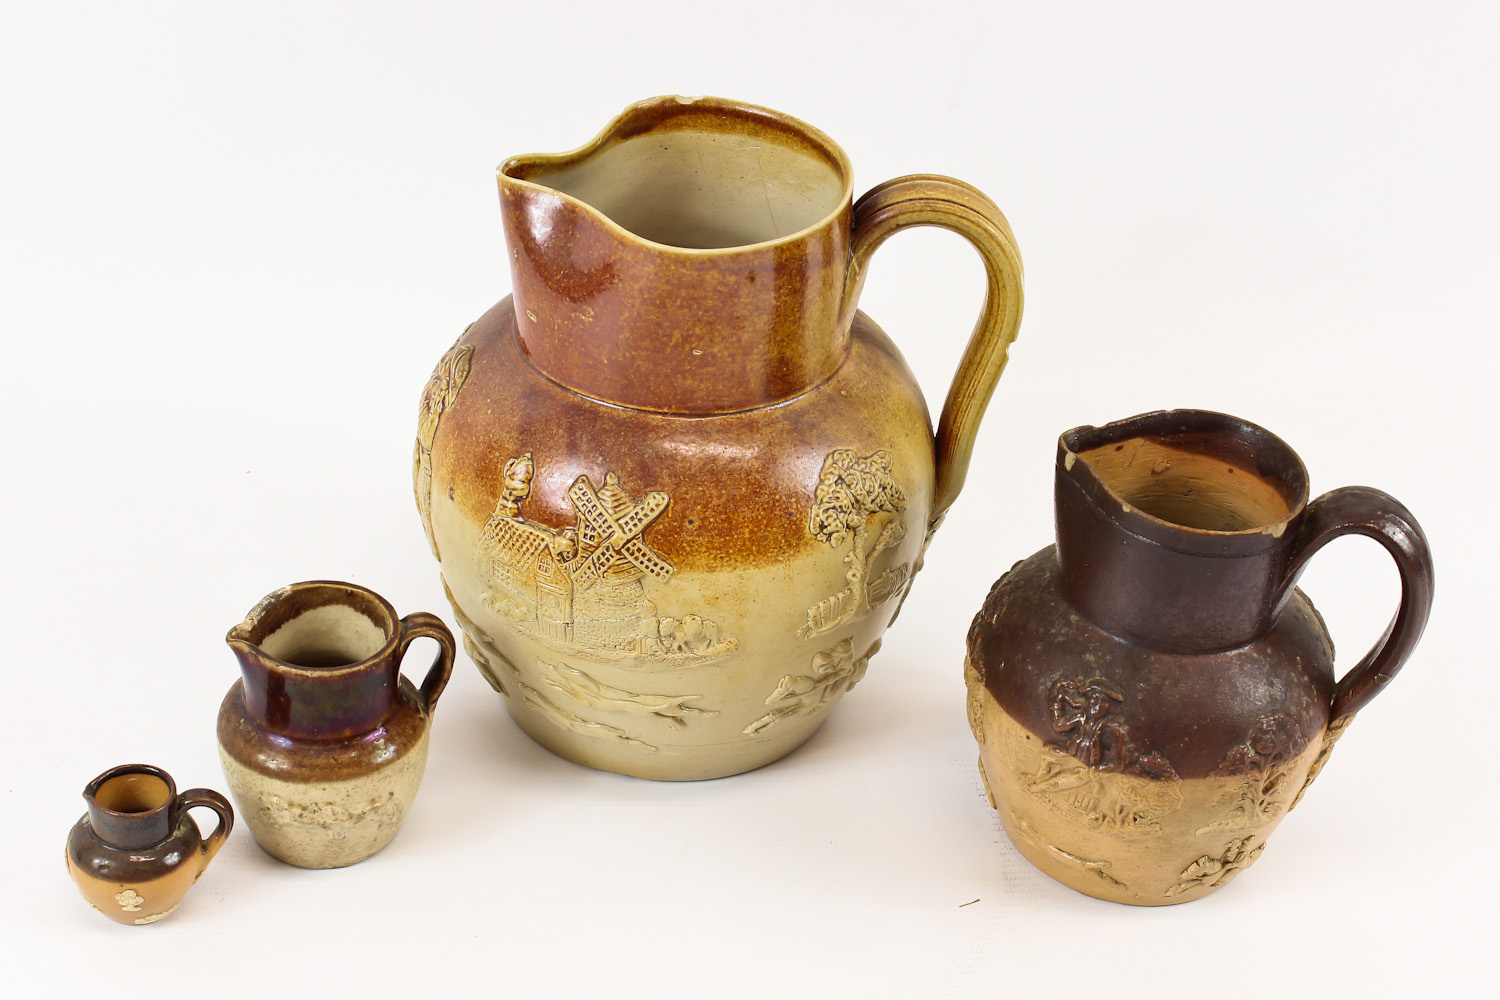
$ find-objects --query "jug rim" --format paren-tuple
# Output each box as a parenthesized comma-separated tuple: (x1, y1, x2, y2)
(497, 94, 855, 256)
(1058, 409, 1311, 551)
(225, 579, 400, 680)
(84, 763, 176, 817)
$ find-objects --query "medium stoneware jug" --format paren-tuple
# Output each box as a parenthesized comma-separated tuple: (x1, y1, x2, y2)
(416, 95, 1025, 780)
(219, 581, 455, 868)
(66, 764, 233, 925)
(965, 410, 1434, 904)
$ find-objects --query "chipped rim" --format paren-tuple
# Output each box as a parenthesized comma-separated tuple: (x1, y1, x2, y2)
(1057, 409, 1311, 554)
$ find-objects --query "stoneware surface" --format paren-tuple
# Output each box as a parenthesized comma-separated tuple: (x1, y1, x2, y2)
(966, 411, 1434, 903)
(6, 5, 1492, 997)
(218, 581, 455, 868)
(65, 765, 232, 925)
(418, 96, 1024, 780)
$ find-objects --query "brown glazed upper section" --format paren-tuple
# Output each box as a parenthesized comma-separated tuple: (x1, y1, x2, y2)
(498, 96, 855, 414)
(226, 582, 402, 740)
(1057, 410, 1311, 654)
(84, 764, 178, 851)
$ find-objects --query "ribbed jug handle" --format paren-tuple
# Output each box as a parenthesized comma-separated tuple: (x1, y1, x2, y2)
(844, 175, 1025, 525)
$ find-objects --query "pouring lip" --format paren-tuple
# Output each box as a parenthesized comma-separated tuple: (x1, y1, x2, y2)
(497, 94, 856, 256)
(1057, 409, 1311, 548)
(83, 763, 176, 817)
(224, 579, 401, 679)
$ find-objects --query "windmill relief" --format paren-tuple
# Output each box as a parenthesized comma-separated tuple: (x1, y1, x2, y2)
(800, 448, 911, 638)
(475, 453, 738, 665)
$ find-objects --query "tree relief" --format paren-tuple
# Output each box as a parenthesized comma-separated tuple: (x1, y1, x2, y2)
(800, 449, 911, 638)
(1197, 713, 1304, 835)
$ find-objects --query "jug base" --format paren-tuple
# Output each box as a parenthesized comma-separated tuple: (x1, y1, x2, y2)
(506, 697, 831, 781)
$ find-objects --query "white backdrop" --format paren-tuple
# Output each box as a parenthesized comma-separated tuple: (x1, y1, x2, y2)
(2, 2, 1493, 996)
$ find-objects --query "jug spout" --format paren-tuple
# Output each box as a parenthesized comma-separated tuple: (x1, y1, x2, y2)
(1055, 410, 1312, 654)
(223, 581, 402, 739)
(497, 96, 857, 414)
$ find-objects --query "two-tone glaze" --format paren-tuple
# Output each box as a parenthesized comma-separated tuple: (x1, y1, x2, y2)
(966, 410, 1434, 904)
(218, 581, 455, 868)
(417, 96, 1026, 780)
(65, 764, 232, 925)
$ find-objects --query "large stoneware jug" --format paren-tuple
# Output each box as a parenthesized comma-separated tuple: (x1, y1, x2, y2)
(416, 96, 1024, 780)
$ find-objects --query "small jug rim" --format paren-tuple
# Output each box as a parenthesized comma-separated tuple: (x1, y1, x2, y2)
(497, 94, 856, 257)
(1058, 409, 1312, 551)
(225, 579, 401, 680)
(84, 763, 176, 819)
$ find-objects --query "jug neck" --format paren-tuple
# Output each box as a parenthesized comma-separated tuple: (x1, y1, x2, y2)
(1054, 411, 1311, 654)
(84, 764, 177, 850)
(227, 582, 402, 740)
(497, 96, 856, 414)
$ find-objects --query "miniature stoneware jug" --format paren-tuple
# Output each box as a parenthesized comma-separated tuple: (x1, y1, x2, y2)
(965, 410, 1434, 904)
(415, 95, 1025, 780)
(66, 764, 233, 924)
(219, 581, 455, 868)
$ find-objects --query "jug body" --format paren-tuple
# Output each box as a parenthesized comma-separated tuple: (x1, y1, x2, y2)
(217, 581, 454, 869)
(65, 764, 232, 925)
(416, 96, 1025, 780)
(966, 411, 1433, 904)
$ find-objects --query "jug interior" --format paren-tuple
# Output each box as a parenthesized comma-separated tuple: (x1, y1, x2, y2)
(260, 605, 388, 668)
(510, 115, 847, 249)
(1076, 436, 1296, 532)
(241, 585, 395, 669)
(95, 772, 171, 813)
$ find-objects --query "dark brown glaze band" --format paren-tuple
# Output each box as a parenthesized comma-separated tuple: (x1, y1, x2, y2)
(216, 679, 430, 783)
(227, 582, 405, 739)
(68, 811, 208, 884)
(1057, 411, 1310, 653)
(971, 554, 1332, 779)
(82, 764, 177, 850)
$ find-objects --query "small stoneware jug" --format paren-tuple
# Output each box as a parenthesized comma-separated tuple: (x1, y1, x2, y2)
(66, 764, 233, 924)
(219, 581, 455, 869)
(965, 410, 1434, 905)
(416, 95, 1025, 780)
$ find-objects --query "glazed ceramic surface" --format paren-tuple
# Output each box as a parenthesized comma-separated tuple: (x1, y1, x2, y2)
(417, 95, 1025, 780)
(966, 410, 1434, 904)
(218, 581, 454, 869)
(66, 764, 232, 925)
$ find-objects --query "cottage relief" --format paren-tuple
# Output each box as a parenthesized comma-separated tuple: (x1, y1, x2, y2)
(474, 453, 737, 667)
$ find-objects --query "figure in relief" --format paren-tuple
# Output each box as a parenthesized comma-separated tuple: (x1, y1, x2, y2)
(743, 638, 881, 735)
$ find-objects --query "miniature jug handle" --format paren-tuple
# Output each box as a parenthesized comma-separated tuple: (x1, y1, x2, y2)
(397, 612, 456, 716)
(174, 788, 234, 869)
(1281, 486, 1435, 724)
(845, 175, 1025, 525)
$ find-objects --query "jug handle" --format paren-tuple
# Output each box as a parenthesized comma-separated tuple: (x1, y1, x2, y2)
(398, 611, 457, 716)
(173, 788, 234, 870)
(1280, 486, 1435, 724)
(844, 175, 1025, 525)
